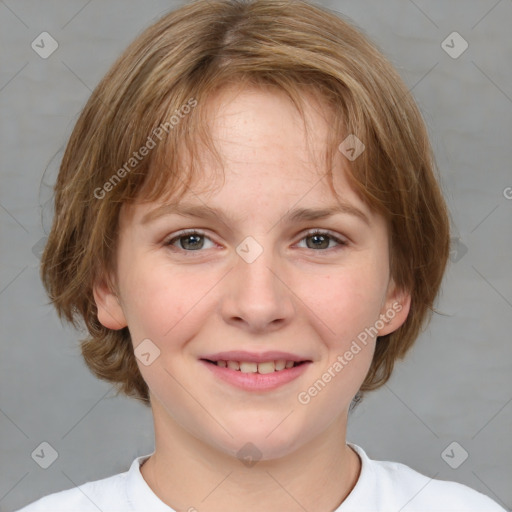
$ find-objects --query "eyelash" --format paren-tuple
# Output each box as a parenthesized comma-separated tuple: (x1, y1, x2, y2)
(163, 228, 348, 256)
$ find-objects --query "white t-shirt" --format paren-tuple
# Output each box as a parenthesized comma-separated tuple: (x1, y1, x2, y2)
(16, 443, 506, 512)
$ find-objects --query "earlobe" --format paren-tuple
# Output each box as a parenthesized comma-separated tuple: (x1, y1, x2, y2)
(92, 277, 128, 330)
(377, 280, 411, 337)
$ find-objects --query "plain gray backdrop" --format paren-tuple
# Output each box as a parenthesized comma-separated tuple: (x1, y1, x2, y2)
(1, 0, 511, 511)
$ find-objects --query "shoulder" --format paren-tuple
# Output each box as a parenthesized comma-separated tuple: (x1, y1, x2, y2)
(15, 467, 130, 512)
(376, 459, 504, 511)
(345, 444, 506, 512)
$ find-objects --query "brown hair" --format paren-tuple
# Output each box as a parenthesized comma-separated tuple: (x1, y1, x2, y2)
(41, 0, 450, 406)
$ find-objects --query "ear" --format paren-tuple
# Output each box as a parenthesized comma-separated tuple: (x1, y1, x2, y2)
(376, 278, 411, 337)
(92, 276, 127, 330)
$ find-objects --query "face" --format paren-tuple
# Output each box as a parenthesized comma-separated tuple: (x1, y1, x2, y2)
(94, 86, 410, 461)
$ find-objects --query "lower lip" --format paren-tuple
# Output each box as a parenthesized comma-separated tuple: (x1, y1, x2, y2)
(200, 360, 311, 391)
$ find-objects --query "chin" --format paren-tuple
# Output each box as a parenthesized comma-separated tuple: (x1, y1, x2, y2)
(211, 419, 310, 462)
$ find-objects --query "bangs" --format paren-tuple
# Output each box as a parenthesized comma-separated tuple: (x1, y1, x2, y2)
(114, 71, 388, 224)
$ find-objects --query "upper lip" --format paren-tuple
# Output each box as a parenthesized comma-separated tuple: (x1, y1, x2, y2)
(200, 351, 312, 363)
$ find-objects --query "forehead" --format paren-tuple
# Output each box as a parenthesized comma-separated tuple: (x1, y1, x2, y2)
(205, 84, 332, 171)
(123, 85, 376, 226)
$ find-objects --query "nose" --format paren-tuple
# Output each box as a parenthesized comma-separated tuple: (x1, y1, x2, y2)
(220, 243, 295, 334)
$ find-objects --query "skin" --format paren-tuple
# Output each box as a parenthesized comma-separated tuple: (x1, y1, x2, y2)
(94, 85, 411, 512)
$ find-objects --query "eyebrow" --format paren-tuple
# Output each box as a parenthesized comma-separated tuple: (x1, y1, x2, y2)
(141, 202, 370, 226)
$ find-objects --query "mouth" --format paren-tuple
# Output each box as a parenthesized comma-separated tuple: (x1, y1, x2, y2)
(199, 351, 313, 391)
(201, 359, 308, 374)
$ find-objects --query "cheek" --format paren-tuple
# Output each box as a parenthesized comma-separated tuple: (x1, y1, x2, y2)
(116, 257, 179, 341)
(308, 262, 388, 345)
(299, 269, 384, 406)
(118, 258, 216, 344)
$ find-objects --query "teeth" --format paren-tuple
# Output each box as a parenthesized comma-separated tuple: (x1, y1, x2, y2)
(215, 359, 301, 373)
(275, 359, 286, 371)
(257, 361, 276, 374)
(227, 360, 240, 371)
(239, 362, 258, 373)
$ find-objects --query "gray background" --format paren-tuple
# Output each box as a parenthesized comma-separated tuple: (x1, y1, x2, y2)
(1, 0, 511, 510)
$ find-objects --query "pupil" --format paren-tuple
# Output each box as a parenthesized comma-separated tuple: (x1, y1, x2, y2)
(183, 234, 203, 250)
(309, 234, 328, 250)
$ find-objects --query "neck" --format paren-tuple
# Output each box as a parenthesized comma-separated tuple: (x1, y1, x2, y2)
(140, 399, 361, 512)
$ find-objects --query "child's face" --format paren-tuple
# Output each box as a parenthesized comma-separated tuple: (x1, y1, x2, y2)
(95, 85, 410, 460)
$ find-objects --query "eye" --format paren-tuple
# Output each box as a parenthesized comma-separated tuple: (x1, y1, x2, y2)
(164, 228, 348, 256)
(296, 229, 348, 252)
(164, 230, 215, 253)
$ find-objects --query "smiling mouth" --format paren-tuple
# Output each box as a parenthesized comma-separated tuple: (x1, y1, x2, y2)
(201, 359, 309, 374)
